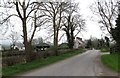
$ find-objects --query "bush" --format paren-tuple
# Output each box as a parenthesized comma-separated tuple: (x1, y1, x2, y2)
(25, 52, 38, 62)
(110, 46, 119, 54)
(2, 51, 25, 57)
(3, 56, 26, 67)
(43, 52, 50, 58)
(58, 43, 69, 49)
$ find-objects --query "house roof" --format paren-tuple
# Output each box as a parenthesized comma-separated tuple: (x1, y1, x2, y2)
(76, 37, 84, 43)
(15, 42, 24, 48)
(36, 43, 50, 48)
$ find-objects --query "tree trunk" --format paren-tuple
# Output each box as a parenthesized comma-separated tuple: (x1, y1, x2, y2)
(22, 18, 33, 62)
(25, 42, 34, 62)
(54, 32, 58, 56)
(70, 25, 74, 49)
(67, 32, 71, 49)
(53, 17, 58, 56)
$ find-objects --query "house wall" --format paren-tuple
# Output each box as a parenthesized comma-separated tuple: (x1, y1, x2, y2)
(73, 38, 84, 49)
(13, 46, 25, 51)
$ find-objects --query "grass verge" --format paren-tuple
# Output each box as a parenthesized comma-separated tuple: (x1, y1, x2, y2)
(100, 48, 109, 52)
(3, 49, 85, 76)
(101, 54, 120, 72)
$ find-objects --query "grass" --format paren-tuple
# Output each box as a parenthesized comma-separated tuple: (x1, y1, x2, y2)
(100, 48, 109, 52)
(3, 49, 85, 76)
(101, 54, 120, 72)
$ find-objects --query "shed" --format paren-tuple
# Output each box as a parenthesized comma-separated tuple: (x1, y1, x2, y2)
(36, 43, 50, 51)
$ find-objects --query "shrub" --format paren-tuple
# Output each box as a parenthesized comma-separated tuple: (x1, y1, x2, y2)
(2, 51, 25, 57)
(58, 43, 69, 49)
(43, 52, 50, 58)
(3, 56, 26, 67)
(110, 45, 119, 54)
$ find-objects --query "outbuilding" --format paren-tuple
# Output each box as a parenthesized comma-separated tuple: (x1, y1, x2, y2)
(36, 43, 50, 51)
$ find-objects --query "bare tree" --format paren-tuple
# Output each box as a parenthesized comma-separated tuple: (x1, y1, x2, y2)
(90, 0, 120, 53)
(32, 37, 44, 45)
(0, 0, 46, 62)
(40, 2, 70, 55)
(90, 0, 118, 34)
(8, 30, 19, 49)
(62, 3, 85, 49)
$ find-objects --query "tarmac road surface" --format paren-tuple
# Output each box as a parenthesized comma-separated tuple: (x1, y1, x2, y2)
(16, 50, 119, 76)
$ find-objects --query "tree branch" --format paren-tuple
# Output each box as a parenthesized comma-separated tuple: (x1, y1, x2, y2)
(0, 14, 19, 24)
(16, 2, 23, 20)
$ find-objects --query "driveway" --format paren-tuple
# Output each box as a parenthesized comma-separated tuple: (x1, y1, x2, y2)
(16, 50, 119, 76)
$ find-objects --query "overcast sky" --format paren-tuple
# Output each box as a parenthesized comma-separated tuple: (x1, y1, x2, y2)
(0, 0, 107, 44)
(76, 0, 104, 39)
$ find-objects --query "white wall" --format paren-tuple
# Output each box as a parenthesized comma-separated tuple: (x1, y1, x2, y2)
(73, 39, 84, 49)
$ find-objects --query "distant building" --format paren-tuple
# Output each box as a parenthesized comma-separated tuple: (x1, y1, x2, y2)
(13, 42, 25, 51)
(73, 37, 85, 49)
(35, 43, 50, 51)
(0, 40, 11, 51)
(0, 44, 3, 51)
(0, 44, 11, 51)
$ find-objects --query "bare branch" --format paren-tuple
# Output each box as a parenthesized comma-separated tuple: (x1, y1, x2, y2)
(91, 0, 118, 35)
(58, 33, 65, 42)
(0, 14, 19, 24)
(16, 1, 23, 19)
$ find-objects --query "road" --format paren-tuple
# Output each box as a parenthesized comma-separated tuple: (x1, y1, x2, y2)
(16, 50, 118, 76)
